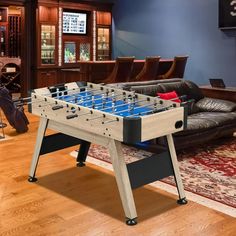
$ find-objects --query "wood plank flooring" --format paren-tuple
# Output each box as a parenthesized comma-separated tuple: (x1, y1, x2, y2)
(0, 111, 235, 235)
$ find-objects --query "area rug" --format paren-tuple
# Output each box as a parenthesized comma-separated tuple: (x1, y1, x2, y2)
(71, 137, 236, 217)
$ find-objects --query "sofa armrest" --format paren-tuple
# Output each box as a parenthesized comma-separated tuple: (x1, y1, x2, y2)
(195, 97, 236, 112)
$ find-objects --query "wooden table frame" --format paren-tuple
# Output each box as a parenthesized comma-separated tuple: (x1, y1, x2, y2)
(28, 82, 187, 225)
(28, 116, 187, 225)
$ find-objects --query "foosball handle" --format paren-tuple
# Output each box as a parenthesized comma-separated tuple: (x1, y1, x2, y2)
(52, 105, 64, 110)
(66, 114, 78, 119)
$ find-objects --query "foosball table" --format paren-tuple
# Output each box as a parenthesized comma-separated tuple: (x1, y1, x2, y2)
(28, 81, 188, 225)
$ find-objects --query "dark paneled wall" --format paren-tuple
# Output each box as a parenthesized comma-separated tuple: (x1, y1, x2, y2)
(112, 0, 236, 86)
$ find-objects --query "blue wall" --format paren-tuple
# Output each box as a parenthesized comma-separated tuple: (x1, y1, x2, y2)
(112, 0, 236, 86)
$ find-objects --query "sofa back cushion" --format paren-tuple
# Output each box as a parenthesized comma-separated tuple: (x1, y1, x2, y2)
(184, 80, 204, 101)
(113, 78, 183, 91)
(129, 84, 162, 96)
(156, 80, 204, 102)
(129, 79, 204, 102)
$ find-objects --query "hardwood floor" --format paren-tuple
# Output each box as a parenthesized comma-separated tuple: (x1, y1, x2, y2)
(0, 111, 235, 236)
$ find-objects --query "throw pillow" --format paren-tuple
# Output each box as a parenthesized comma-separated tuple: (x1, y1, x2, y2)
(157, 91, 181, 103)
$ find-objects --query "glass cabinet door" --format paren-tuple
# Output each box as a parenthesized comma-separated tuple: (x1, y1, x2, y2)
(64, 42, 76, 63)
(41, 25, 56, 64)
(80, 43, 90, 61)
(97, 27, 110, 61)
(0, 25, 7, 57)
(64, 41, 90, 63)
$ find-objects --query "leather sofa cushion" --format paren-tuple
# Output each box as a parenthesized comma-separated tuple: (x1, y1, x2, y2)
(195, 97, 236, 112)
(175, 112, 236, 136)
(191, 112, 236, 126)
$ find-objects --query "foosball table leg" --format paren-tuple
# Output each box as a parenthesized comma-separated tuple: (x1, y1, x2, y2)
(76, 140, 91, 167)
(166, 134, 188, 205)
(108, 139, 138, 225)
(28, 117, 48, 183)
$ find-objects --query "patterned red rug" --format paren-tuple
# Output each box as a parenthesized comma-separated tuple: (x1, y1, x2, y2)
(71, 137, 236, 217)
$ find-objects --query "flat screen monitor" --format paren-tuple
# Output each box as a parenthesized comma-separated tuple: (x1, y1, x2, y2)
(209, 78, 226, 88)
(219, 0, 236, 29)
(63, 11, 87, 34)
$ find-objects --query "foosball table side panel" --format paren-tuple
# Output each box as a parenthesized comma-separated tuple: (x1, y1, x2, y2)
(47, 119, 111, 148)
(140, 107, 185, 141)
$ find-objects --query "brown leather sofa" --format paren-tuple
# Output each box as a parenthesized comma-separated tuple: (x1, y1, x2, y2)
(110, 79, 236, 150)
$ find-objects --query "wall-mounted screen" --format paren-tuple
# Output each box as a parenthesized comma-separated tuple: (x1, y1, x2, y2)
(63, 11, 87, 34)
(219, 0, 236, 29)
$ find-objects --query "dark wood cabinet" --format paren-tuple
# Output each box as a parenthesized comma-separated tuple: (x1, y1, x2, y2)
(36, 69, 57, 88)
(96, 11, 111, 61)
(36, 4, 58, 87)
(39, 5, 58, 23)
(37, 5, 58, 66)
(60, 68, 81, 83)
(34, 1, 112, 88)
(0, 7, 22, 58)
(0, 7, 8, 22)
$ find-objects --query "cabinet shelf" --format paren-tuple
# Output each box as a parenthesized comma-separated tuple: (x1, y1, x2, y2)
(96, 26, 110, 61)
(41, 46, 55, 50)
(40, 24, 56, 65)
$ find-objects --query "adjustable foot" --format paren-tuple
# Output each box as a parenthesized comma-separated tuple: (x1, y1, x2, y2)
(0, 122, 7, 128)
(28, 176, 38, 182)
(126, 218, 137, 226)
(77, 162, 85, 167)
(177, 197, 188, 205)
